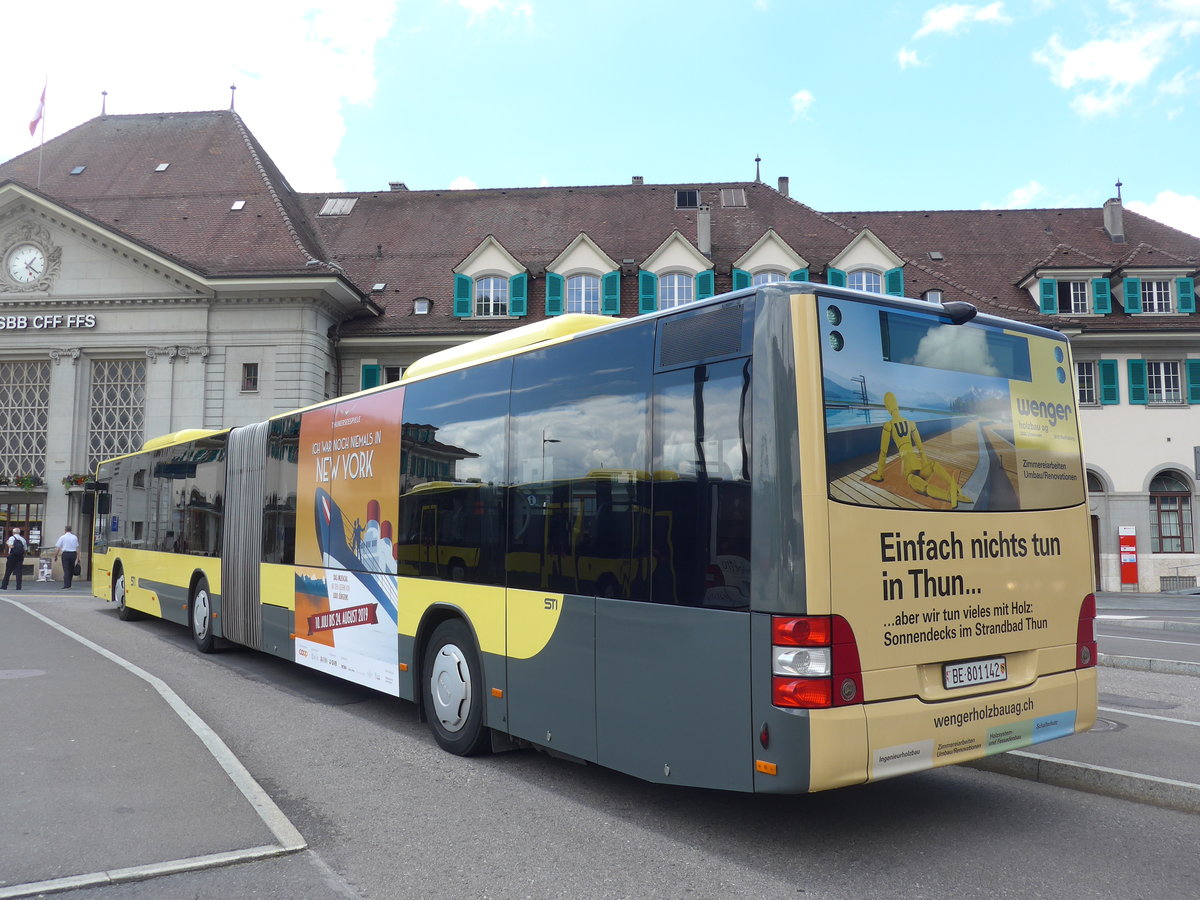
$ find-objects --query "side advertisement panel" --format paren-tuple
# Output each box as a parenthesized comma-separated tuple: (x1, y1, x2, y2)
(295, 389, 403, 694)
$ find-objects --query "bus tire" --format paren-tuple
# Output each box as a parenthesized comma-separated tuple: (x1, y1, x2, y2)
(114, 568, 139, 621)
(190, 576, 216, 653)
(422, 619, 490, 756)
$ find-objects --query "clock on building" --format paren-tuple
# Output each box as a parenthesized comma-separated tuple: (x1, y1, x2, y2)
(6, 242, 47, 284)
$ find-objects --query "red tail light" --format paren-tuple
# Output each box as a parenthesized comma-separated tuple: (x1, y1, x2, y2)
(1077, 593, 1097, 668)
(771, 615, 863, 708)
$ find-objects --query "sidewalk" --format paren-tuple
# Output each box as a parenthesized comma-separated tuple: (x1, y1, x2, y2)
(0, 592, 302, 898)
(969, 589, 1200, 813)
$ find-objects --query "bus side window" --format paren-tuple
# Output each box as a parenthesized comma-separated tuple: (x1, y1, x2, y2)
(651, 358, 752, 608)
(508, 322, 654, 599)
(397, 359, 512, 587)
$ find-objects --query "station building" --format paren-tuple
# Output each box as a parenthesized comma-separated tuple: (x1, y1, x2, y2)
(1, 110, 1197, 590)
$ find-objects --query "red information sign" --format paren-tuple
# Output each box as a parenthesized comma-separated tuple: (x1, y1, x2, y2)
(1118, 526, 1138, 586)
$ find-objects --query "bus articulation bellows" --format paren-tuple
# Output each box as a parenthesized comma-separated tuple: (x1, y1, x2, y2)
(90, 283, 1097, 792)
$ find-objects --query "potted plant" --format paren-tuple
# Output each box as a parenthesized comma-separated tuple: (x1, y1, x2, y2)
(14, 474, 43, 490)
(62, 473, 90, 488)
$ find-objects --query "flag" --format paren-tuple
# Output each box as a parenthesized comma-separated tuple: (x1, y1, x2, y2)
(29, 85, 45, 137)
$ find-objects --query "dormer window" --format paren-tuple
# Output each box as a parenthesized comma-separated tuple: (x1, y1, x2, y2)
(1118, 276, 1196, 314)
(847, 269, 883, 293)
(1037, 277, 1112, 315)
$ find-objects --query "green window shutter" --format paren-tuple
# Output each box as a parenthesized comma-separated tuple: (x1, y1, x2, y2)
(1092, 278, 1112, 314)
(885, 267, 905, 297)
(1039, 278, 1058, 314)
(1127, 359, 1147, 405)
(1187, 359, 1200, 405)
(360, 364, 381, 390)
(826, 267, 846, 287)
(1098, 359, 1119, 404)
(453, 274, 473, 317)
(601, 270, 621, 315)
(1123, 277, 1142, 314)
(638, 270, 657, 314)
(789, 268, 809, 282)
(697, 269, 715, 300)
(509, 273, 528, 316)
(732, 268, 751, 291)
(1177, 277, 1196, 313)
(545, 272, 564, 316)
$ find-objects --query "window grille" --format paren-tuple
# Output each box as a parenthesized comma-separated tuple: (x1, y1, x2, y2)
(0, 362, 50, 478)
(88, 360, 146, 473)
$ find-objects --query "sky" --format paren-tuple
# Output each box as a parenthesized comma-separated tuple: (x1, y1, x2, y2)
(3, 0, 1199, 237)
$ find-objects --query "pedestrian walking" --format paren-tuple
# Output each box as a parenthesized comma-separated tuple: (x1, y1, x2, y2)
(2, 526, 28, 590)
(54, 525, 81, 588)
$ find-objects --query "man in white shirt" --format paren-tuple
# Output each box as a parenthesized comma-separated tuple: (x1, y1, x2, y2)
(54, 525, 81, 588)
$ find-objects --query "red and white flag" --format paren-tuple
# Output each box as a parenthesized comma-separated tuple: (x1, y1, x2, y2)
(29, 85, 45, 137)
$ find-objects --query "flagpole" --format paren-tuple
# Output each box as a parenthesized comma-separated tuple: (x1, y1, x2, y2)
(35, 79, 46, 189)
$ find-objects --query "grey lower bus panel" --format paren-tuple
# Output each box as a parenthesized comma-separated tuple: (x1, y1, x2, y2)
(506, 595, 598, 763)
(595, 598, 753, 792)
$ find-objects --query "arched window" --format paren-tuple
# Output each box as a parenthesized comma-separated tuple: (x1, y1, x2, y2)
(1086, 472, 1105, 493)
(753, 270, 786, 286)
(566, 274, 601, 314)
(475, 276, 508, 317)
(1150, 470, 1193, 553)
(659, 273, 694, 310)
(847, 270, 883, 293)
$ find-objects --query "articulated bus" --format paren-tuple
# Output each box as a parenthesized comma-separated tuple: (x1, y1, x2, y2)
(90, 283, 1097, 792)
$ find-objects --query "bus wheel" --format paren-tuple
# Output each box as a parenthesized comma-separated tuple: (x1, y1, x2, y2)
(422, 619, 490, 756)
(114, 569, 139, 621)
(190, 577, 216, 653)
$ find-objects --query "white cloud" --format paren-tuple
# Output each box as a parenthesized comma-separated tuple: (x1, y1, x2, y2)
(1034, 8, 1200, 116)
(450, 176, 479, 190)
(914, 2, 1011, 39)
(1128, 190, 1200, 238)
(791, 89, 814, 118)
(898, 47, 924, 69)
(981, 181, 1046, 209)
(1, 0, 399, 192)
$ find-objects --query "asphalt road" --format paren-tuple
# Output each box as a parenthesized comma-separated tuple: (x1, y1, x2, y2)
(3, 587, 1200, 900)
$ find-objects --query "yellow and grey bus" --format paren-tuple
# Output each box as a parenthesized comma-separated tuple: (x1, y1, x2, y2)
(90, 283, 1097, 792)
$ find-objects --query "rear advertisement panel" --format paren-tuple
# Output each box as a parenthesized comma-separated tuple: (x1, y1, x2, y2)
(818, 295, 1092, 773)
(295, 389, 403, 694)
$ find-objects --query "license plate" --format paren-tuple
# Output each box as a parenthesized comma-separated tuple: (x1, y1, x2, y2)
(943, 656, 1007, 690)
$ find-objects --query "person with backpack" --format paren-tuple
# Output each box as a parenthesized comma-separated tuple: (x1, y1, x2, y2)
(2, 527, 28, 590)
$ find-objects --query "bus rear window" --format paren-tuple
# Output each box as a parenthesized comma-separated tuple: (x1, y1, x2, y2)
(879, 311, 1031, 382)
(821, 297, 1085, 512)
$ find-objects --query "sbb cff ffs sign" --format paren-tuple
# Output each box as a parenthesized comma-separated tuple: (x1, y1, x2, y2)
(0, 314, 97, 330)
(1118, 525, 1138, 586)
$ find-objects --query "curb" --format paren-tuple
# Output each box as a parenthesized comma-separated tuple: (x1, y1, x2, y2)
(1099, 653, 1200, 678)
(966, 750, 1200, 815)
(1099, 617, 1200, 635)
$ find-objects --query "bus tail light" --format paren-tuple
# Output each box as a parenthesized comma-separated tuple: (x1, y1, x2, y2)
(771, 615, 863, 708)
(1077, 593, 1097, 668)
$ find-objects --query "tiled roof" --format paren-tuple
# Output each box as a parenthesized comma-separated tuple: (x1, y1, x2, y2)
(4, 110, 1199, 339)
(0, 111, 331, 278)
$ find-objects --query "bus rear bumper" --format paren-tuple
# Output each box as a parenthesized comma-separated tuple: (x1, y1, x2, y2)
(754, 668, 1097, 793)
(865, 668, 1097, 783)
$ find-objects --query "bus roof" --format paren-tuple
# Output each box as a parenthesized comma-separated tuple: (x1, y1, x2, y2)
(140, 428, 226, 452)
(402, 313, 616, 382)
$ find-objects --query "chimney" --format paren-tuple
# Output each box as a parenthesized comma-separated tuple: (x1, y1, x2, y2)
(632, 176, 644, 185)
(697, 205, 712, 256)
(1103, 196, 1125, 243)
(778, 176, 790, 198)
(388, 181, 409, 191)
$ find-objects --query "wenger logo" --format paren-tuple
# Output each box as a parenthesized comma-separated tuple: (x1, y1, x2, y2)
(1016, 397, 1073, 427)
